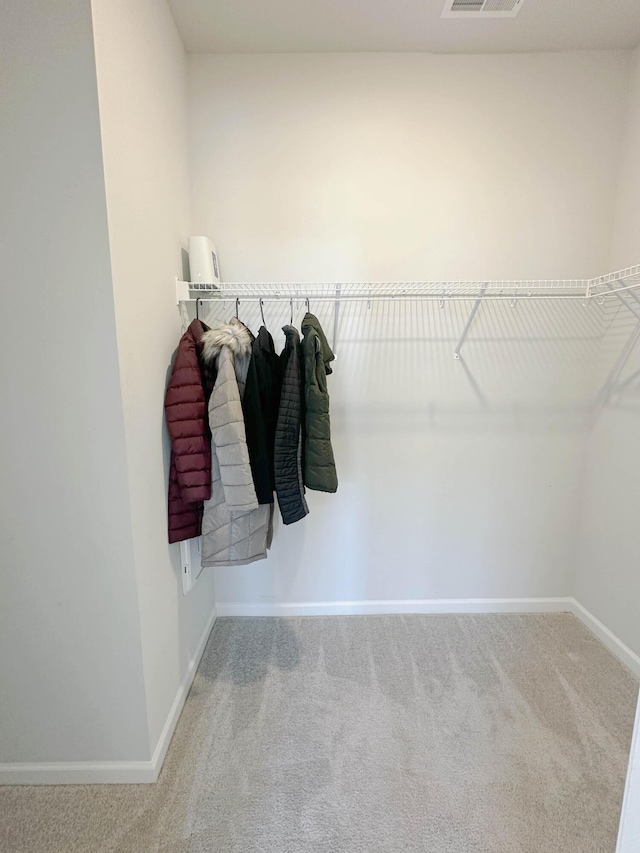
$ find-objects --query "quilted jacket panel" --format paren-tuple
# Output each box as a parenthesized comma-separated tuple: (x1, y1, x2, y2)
(301, 313, 338, 494)
(200, 321, 271, 566)
(274, 325, 308, 524)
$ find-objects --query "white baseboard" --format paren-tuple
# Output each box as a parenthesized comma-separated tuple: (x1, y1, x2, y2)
(217, 597, 640, 678)
(568, 599, 640, 679)
(0, 759, 159, 786)
(215, 597, 574, 617)
(0, 606, 218, 786)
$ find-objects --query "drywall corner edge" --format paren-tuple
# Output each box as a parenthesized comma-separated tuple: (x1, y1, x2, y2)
(148, 604, 218, 778)
(0, 606, 217, 785)
(617, 694, 640, 853)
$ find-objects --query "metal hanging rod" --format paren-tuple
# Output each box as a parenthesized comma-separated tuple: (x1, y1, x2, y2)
(185, 294, 595, 303)
(178, 281, 592, 300)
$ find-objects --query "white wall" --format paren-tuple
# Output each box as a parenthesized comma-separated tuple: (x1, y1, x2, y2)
(187, 52, 630, 608)
(0, 0, 150, 763)
(1, 9, 637, 779)
(91, 0, 217, 755)
(575, 44, 640, 660)
(611, 45, 640, 272)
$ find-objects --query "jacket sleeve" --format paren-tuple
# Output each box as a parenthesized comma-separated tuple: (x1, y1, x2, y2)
(209, 348, 259, 512)
(164, 341, 211, 503)
(167, 455, 203, 543)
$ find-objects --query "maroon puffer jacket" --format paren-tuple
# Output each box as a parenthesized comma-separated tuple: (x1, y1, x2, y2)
(165, 319, 212, 543)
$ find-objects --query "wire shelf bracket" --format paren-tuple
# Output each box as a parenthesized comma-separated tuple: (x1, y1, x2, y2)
(454, 284, 487, 360)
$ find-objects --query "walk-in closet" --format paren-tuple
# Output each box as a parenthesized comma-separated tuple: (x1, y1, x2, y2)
(2, 1, 640, 851)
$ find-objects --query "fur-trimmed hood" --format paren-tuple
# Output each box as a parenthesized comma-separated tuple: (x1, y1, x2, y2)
(200, 318, 252, 364)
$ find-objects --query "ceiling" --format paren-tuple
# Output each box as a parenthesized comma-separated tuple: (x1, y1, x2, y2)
(167, 0, 640, 54)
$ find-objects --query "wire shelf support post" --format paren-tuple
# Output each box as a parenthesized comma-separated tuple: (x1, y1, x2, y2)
(333, 283, 342, 356)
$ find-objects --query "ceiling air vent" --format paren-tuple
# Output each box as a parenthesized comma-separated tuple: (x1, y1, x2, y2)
(442, 0, 525, 18)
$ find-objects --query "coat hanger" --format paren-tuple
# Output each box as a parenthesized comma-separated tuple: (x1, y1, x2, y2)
(260, 298, 266, 326)
(305, 297, 310, 314)
(290, 299, 293, 325)
(235, 298, 240, 320)
(196, 297, 201, 321)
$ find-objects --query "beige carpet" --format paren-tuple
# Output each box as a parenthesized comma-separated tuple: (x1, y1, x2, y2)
(0, 613, 637, 853)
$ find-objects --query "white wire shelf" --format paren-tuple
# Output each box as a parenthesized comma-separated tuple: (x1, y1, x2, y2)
(176, 263, 640, 360)
(176, 264, 640, 304)
(590, 264, 640, 297)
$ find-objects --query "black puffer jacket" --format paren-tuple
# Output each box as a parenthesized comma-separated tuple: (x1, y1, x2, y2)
(274, 325, 309, 524)
(301, 313, 338, 493)
(243, 326, 281, 504)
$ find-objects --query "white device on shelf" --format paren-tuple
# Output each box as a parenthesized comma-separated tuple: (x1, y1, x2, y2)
(188, 236, 220, 284)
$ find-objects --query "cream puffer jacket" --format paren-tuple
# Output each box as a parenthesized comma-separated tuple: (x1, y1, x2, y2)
(200, 319, 271, 567)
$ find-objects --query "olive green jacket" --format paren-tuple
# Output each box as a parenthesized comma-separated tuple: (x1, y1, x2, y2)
(301, 313, 338, 493)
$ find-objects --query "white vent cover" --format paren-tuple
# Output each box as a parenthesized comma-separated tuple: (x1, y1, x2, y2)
(442, 0, 525, 18)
